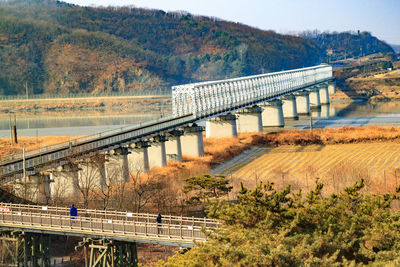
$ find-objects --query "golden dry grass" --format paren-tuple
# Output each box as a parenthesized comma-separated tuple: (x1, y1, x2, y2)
(0, 136, 72, 160)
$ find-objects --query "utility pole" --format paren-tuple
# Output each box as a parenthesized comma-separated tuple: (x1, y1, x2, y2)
(25, 81, 28, 99)
(23, 144, 27, 200)
(9, 114, 13, 145)
(13, 113, 18, 144)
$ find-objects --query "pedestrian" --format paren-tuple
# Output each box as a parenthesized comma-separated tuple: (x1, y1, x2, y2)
(70, 204, 78, 219)
(156, 213, 162, 234)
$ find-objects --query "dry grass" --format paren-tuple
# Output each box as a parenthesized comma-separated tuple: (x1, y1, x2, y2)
(0, 136, 72, 160)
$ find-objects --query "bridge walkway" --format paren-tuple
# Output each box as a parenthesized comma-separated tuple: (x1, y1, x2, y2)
(0, 203, 221, 247)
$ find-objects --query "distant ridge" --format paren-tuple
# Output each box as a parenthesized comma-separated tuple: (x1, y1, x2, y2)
(0, 0, 322, 95)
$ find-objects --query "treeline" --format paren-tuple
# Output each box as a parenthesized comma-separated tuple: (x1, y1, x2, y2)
(0, 0, 322, 95)
(301, 30, 395, 61)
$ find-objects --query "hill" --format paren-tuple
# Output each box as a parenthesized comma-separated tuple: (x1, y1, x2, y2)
(0, 0, 322, 96)
(301, 30, 395, 62)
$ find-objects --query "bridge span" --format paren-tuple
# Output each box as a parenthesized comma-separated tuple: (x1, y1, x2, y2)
(0, 202, 220, 266)
(0, 64, 334, 201)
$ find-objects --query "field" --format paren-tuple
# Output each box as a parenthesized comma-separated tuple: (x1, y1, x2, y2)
(217, 142, 400, 196)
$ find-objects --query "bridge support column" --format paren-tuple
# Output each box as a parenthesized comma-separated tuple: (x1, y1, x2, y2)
(128, 141, 150, 173)
(236, 106, 263, 133)
(295, 91, 310, 115)
(14, 173, 51, 203)
(282, 94, 298, 120)
(79, 238, 138, 267)
(206, 113, 237, 138)
(319, 84, 330, 104)
(328, 81, 336, 94)
(165, 130, 184, 162)
(180, 125, 204, 157)
(320, 104, 330, 118)
(50, 163, 81, 199)
(147, 135, 167, 168)
(106, 148, 130, 183)
(260, 99, 284, 127)
(308, 87, 321, 108)
(78, 155, 108, 191)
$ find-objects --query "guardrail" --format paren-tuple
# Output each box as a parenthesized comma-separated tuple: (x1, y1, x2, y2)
(0, 203, 221, 228)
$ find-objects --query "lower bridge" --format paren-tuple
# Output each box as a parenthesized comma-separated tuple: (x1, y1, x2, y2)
(0, 203, 220, 266)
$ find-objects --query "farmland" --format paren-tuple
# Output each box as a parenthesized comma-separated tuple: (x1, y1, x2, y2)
(217, 142, 400, 196)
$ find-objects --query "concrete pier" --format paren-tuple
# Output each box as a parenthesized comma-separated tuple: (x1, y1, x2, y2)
(319, 84, 330, 104)
(308, 87, 321, 108)
(236, 106, 263, 133)
(260, 99, 284, 127)
(282, 94, 298, 120)
(15, 173, 51, 203)
(320, 104, 330, 118)
(50, 164, 80, 199)
(180, 125, 204, 157)
(206, 113, 237, 138)
(128, 141, 150, 173)
(295, 91, 310, 115)
(165, 130, 183, 162)
(106, 147, 130, 182)
(328, 82, 336, 94)
(147, 135, 167, 168)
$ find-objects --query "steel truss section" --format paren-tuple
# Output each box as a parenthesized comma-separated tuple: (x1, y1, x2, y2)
(172, 64, 333, 118)
(0, 231, 50, 267)
(79, 238, 138, 267)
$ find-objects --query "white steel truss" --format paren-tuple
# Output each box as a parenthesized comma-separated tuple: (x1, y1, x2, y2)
(172, 64, 333, 118)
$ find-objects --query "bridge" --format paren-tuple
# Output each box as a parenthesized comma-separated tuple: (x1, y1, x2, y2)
(0, 202, 220, 266)
(0, 65, 334, 189)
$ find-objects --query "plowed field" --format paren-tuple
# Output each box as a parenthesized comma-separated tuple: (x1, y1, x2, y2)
(216, 142, 400, 195)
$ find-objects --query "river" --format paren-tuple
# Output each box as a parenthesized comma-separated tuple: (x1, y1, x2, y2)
(0, 100, 399, 138)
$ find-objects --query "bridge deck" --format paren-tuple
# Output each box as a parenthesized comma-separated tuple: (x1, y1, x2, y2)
(0, 203, 220, 247)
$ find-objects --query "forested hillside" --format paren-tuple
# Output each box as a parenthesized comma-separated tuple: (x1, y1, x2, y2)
(0, 0, 322, 95)
(301, 30, 395, 61)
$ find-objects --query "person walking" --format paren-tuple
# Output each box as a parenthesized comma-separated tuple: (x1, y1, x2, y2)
(156, 213, 162, 235)
(70, 204, 78, 219)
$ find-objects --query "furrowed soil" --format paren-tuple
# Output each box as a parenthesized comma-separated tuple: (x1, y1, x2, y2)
(218, 142, 400, 196)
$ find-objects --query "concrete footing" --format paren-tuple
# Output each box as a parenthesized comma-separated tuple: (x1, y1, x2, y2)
(165, 130, 183, 162)
(295, 91, 310, 115)
(236, 106, 263, 133)
(128, 141, 150, 173)
(309, 87, 321, 108)
(261, 99, 284, 127)
(282, 94, 298, 120)
(180, 126, 204, 157)
(206, 113, 237, 138)
(319, 84, 330, 104)
(147, 136, 167, 168)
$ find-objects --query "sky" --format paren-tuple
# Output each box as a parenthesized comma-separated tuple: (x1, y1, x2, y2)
(64, 0, 400, 45)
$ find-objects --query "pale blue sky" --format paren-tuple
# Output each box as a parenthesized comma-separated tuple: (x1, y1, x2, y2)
(64, 0, 400, 45)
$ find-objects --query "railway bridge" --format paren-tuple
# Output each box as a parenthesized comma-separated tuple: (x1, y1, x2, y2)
(0, 64, 334, 199)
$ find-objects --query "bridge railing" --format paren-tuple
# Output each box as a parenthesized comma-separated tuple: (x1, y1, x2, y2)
(0, 203, 221, 228)
(172, 64, 333, 118)
(0, 209, 211, 242)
